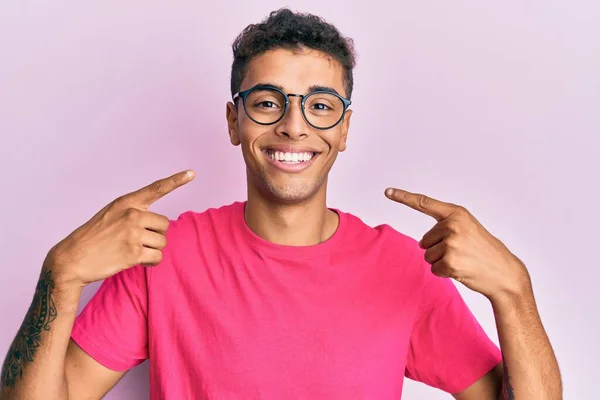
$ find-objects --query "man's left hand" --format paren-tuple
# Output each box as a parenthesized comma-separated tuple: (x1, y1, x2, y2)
(385, 187, 532, 302)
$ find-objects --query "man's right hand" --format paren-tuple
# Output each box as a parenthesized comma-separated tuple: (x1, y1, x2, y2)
(45, 170, 195, 288)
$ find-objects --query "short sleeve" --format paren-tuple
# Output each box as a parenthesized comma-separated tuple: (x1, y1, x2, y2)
(70, 265, 149, 371)
(405, 260, 502, 394)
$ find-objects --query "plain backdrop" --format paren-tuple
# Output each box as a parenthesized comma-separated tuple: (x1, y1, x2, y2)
(1, 1, 598, 399)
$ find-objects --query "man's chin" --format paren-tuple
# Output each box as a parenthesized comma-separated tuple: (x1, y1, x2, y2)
(248, 170, 327, 205)
(268, 188, 315, 204)
(262, 181, 322, 205)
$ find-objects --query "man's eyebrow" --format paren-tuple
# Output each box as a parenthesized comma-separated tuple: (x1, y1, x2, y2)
(253, 83, 342, 96)
(308, 85, 341, 96)
(252, 82, 282, 90)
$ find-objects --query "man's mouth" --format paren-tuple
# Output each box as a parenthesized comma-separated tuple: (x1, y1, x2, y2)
(263, 149, 318, 164)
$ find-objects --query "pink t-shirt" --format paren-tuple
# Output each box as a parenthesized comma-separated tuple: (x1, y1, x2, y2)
(71, 201, 501, 399)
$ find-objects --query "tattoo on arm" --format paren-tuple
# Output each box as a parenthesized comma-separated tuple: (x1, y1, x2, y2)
(501, 359, 515, 400)
(1, 268, 57, 388)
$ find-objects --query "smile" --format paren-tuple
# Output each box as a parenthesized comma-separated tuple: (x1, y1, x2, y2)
(262, 148, 320, 172)
(265, 150, 316, 163)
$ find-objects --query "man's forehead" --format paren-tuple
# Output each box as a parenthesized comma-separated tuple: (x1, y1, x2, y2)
(241, 48, 346, 95)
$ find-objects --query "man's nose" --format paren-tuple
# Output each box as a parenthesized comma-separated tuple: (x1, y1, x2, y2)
(275, 98, 308, 140)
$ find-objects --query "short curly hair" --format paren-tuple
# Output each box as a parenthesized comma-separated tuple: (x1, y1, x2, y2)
(230, 8, 357, 99)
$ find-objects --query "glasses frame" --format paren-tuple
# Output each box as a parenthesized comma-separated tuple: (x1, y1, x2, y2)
(232, 84, 352, 130)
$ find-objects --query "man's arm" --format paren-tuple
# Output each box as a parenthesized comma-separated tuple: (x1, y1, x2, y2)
(453, 363, 503, 400)
(0, 267, 124, 400)
(1, 170, 193, 399)
(453, 289, 561, 400)
(64, 340, 127, 398)
(491, 290, 561, 399)
(384, 189, 562, 399)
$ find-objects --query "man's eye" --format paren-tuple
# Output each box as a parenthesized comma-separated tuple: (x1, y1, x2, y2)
(257, 101, 279, 108)
(312, 103, 331, 111)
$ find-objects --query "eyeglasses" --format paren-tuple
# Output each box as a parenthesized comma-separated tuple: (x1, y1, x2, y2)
(232, 84, 352, 130)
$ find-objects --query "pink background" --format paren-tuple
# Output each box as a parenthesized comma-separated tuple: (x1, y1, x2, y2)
(1, 1, 598, 398)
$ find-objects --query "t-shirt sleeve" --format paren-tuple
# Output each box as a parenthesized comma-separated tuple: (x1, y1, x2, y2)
(404, 259, 502, 394)
(70, 265, 149, 371)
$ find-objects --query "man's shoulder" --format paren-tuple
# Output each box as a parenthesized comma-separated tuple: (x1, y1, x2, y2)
(341, 210, 423, 259)
(162, 201, 242, 245)
(169, 201, 241, 227)
(343, 210, 419, 245)
(340, 210, 426, 286)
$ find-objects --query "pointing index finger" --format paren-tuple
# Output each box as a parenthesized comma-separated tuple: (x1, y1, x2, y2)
(128, 170, 195, 207)
(385, 187, 457, 221)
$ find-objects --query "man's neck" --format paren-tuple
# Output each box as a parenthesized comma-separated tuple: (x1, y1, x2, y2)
(244, 189, 339, 247)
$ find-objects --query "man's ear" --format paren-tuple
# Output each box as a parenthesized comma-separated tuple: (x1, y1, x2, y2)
(338, 109, 352, 152)
(226, 101, 241, 146)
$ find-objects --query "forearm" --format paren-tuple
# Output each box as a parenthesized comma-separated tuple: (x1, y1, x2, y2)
(491, 290, 562, 400)
(1, 267, 82, 400)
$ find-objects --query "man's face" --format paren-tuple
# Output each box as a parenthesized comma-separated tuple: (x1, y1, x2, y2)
(226, 47, 352, 204)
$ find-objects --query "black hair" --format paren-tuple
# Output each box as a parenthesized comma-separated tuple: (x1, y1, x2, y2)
(230, 8, 357, 99)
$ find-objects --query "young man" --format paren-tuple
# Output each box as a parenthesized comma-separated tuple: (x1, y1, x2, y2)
(1, 9, 561, 400)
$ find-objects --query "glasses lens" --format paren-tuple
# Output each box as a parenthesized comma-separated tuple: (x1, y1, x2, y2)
(245, 88, 286, 124)
(303, 92, 345, 129)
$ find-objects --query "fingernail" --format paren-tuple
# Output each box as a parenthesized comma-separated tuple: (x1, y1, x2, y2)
(385, 188, 394, 197)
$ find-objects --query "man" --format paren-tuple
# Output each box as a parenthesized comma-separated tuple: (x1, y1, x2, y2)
(1, 8, 561, 400)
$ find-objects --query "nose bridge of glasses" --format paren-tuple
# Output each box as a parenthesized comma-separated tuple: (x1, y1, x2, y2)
(279, 93, 304, 116)
(286, 93, 305, 108)
(280, 94, 307, 128)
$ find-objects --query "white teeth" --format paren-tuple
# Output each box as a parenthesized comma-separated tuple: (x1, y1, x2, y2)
(266, 150, 316, 163)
